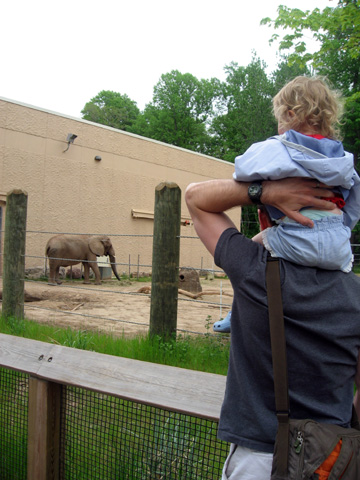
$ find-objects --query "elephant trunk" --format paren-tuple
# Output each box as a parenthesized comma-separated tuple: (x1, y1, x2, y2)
(109, 254, 121, 281)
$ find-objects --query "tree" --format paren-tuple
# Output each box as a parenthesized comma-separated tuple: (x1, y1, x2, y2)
(81, 91, 140, 132)
(271, 57, 310, 92)
(342, 92, 360, 168)
(261, 1, 360, 93)
(133, 71, 219, 153)
(261, 1, 360, 162)
(210, 56, 277, 162)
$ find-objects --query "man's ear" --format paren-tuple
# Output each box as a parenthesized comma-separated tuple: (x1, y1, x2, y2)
(258, 207, 273, 231)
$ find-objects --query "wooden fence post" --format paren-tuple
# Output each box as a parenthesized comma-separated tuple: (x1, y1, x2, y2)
(27, 377, 61, 480)
(2, 189, 28, 319)
(150, 182, 181, 340)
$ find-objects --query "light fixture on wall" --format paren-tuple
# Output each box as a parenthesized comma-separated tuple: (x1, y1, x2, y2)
(63, 133, 78, 153)
(94, 155, 102, 161)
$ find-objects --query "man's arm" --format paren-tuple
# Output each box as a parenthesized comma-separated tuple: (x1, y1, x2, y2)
(185, 177, 335, 257)
(185, 179, 245, 256)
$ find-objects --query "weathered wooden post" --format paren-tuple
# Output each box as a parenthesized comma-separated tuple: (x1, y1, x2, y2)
(150, 182, 181, 339)
(2, 189, 28, 319)
(27, 378, 61, 480)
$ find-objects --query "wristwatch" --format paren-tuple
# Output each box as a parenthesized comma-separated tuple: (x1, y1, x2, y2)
(248, 181, 263, 205)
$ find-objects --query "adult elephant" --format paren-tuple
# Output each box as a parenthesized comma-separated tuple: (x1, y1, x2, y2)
(45, 235, 121, 285)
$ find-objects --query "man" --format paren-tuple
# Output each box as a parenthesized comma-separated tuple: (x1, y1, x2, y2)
(185, 177, 360, 479)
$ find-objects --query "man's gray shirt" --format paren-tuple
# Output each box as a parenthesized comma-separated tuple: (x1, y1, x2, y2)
(215, 228, 360, 453)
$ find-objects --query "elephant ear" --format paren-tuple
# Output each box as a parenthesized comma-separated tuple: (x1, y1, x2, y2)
(88, 236, 105, 256)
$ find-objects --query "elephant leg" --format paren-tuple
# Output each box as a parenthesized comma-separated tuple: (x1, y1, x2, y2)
(48, 262, 59, 286)
(55, 266, 62, 285)
(90, 262, 102, 285)
(83, 262, 91, 284)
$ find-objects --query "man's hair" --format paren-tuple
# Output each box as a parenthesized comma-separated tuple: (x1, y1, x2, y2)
(272, 76, 343, 139)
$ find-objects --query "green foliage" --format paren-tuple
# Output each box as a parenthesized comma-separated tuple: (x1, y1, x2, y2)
(270, 57, 311, 92)
(342, 92, 360, 166)
(351, 219, 360, 268)
(80, 62, 279, 161)
(81, 90, 140, 131)
(210, 55, 277, 161)
(240, 205, 261, 239)
(261, 1, 360, 93)
(133, 70, 220, 154)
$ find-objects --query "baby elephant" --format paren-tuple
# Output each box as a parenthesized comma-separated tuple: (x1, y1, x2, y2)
(45, 234, 121, 285)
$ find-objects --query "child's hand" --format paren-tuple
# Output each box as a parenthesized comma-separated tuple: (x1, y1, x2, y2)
(262, 177, 336, 227)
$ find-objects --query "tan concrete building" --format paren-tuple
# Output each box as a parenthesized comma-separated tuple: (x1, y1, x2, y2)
(0, 97, 240, 277)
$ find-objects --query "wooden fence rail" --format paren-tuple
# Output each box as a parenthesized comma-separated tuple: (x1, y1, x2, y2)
(0, 333, 227, 480)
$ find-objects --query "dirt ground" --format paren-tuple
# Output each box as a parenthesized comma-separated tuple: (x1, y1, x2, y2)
(1, 277, 234, 337)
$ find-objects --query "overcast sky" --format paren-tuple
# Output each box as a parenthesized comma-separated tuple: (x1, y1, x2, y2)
(1, 0, 332, 118)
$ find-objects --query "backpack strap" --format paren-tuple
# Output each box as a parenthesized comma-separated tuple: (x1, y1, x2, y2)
(266, 256, 289, 477)
(352, 405, 360, 430)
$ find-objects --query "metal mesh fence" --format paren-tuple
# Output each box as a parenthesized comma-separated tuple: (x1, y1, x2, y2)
(0, 368, 229, 479)
(0, 368, 28, 480)
(352, 244, 360, 267)
(60, 385, 228, 480)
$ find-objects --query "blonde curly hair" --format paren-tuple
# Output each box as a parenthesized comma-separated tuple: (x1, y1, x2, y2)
(273, 76, 343, 139)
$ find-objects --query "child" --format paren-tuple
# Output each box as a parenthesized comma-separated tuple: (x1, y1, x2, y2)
(234, 75, 360, 272)
(213, 76, 360, 334)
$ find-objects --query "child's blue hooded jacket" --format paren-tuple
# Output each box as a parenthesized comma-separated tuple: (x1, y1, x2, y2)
(233, 130, 360, 229)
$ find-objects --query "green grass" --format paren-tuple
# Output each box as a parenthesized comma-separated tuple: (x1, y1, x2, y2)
(353, 265, 360, 274)
(0, 315, 230, 376)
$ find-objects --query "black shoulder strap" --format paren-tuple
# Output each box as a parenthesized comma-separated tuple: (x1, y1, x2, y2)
(266, 257, 289, 477)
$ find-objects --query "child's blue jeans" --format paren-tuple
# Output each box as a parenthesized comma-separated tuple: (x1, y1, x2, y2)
(263, 214, 353, 273)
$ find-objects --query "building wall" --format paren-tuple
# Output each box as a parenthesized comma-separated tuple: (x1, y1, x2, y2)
(0, 97, 240, 275)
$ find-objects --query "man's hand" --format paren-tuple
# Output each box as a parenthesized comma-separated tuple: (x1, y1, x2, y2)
(261, 177, 336, 227)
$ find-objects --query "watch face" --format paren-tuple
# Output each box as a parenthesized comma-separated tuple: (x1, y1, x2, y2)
(248, 182, 262, 204)
(249, 184, 261, 195)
